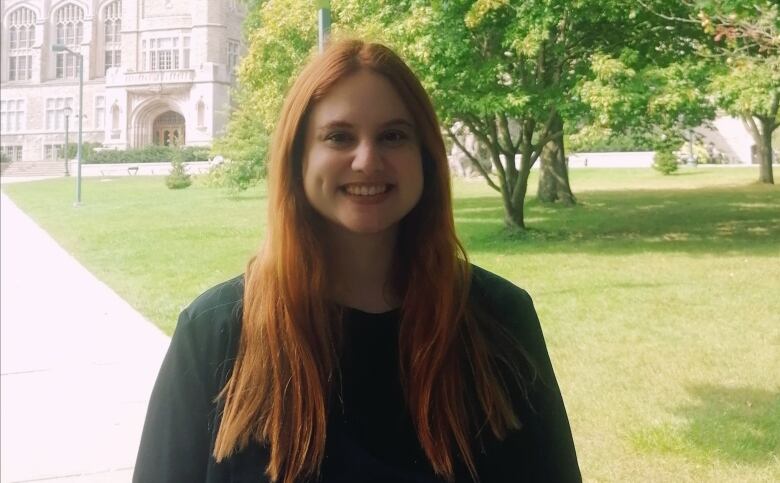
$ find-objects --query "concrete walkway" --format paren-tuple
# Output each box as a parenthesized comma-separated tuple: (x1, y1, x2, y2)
(1, 181, 170, 482)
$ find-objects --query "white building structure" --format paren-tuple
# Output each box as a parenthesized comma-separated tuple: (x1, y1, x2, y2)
(0, 0, 246, 163)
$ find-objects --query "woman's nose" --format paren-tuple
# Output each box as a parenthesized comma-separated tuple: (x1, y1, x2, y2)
(351, 141, 384, 174)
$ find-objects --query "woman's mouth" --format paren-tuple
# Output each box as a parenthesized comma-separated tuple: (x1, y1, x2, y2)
(341, 183, 393, 196)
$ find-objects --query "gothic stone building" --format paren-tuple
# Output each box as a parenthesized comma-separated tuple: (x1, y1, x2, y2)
(0, 0, 245, 162)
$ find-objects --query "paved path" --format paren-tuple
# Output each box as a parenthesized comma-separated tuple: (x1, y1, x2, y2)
(1, 184, 170, 482)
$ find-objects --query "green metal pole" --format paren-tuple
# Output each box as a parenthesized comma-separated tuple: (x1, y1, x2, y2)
(76, 53, 83, 204)
(318, 0, 331, 53)
(64, 115, 70, 176)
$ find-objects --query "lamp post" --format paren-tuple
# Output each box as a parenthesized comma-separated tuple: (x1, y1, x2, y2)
(52, 44, 83, 204)
(63, 106, 72, 176)
(318, 0, 331, 53)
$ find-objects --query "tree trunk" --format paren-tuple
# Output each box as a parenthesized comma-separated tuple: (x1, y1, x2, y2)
(743, 114, 776, 185)
(758, 117, 775, 184)
(537, 113, 576, 204)
(496, 154, 526, 230)
(502, 190, 525, 229)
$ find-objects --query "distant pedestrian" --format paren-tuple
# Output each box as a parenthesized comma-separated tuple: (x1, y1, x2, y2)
(134, 39, 580, 483)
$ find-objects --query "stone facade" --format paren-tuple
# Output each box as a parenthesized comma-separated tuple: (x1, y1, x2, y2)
(0, 0, 245, 162)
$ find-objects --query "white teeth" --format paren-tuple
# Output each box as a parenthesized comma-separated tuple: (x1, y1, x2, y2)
(344, 184, 388, 196)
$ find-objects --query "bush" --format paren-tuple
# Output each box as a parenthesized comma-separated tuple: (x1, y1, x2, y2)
(87, 145, 210, 164)
(165, 150, 192, 189)
(653, 150, 679, 175)
(180, 146, 211, 162)
(211, 94, 269, 191)
(65, 142, 102, 161)
(208, 132, 268, 191)
(567, 130, 661, 152)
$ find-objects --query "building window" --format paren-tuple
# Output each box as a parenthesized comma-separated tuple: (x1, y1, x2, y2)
(227, 40, 239, 80)
(55, 4, 85, 79)
(44, 144, 65, 161)
(45, 98, 74, 130)
(104, 1, 122, 74)
(95, 96, 105, 129)
(141, 35, 190, 71)
(1, 146, 23, 162)
(7, 7, 36, 81)
(0, 100, 25, 132)
(183, 36, 190, 69)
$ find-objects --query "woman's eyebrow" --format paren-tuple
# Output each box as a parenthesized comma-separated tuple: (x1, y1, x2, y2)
(381, 118, 415, 129)
(317, 120, 354, 131)
(317, 118, 415, 131)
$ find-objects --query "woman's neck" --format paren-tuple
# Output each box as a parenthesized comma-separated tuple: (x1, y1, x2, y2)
(324, 225, 400, 313)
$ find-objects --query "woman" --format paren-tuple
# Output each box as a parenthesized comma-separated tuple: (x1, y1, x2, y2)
(134, 39, 580, 483)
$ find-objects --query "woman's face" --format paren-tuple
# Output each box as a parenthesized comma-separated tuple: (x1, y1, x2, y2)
(301, 70, 424, 237)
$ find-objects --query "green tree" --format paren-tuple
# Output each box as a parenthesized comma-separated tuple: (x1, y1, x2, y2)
(702, 1, 778, 183)
(399, 0, 712, 226)
(638, 0, 779, 183)
(573, 0, 719, 170)
(576, 53, 717, 155)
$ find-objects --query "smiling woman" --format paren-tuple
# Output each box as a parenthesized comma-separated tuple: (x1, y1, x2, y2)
(133, 39, 581, 483)
(302, 69, 423, 239)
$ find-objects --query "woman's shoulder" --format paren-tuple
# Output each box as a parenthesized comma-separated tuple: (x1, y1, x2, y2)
(469, 264, 534, 314)
(184, 274, 245, 324)
(468, 264, 553, 378)
(173, 274, 245, 349)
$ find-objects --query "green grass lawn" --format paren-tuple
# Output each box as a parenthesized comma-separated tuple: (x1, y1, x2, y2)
(3, 167, 779, 482)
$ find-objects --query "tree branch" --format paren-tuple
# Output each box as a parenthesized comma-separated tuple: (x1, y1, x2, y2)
(467, 117, 508, 188)
(446, 126, 501, 192)
(636, 0, 699, 25)
(483, 116, 509, 183)
(742, 114, 761, 143)
(497, 113, 515, 154)
(498, 113, 519, 187)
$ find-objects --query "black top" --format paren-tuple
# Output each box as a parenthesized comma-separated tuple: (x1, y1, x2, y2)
(133, 266, 581, 482)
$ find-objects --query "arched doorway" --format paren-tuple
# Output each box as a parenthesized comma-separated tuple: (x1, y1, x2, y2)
(152, 111, 185, 146)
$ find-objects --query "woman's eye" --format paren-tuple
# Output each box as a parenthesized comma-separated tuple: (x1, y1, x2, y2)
(325, 132, 353, 145)
(382, 130, 408, 145)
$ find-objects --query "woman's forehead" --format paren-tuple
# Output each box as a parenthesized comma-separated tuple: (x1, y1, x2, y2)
(308, 70, 415, 129)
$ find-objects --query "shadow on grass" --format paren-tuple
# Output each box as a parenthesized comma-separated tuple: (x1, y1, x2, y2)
(632, 384, 780, 465)
(454, 185, 780, 255)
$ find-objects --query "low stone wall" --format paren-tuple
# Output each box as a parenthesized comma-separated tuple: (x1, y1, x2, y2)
(567, 152, 656, 168)
(66, 161, 211, 177)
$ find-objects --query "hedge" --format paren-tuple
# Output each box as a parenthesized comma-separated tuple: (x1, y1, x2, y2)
(82, 145, 210, 164)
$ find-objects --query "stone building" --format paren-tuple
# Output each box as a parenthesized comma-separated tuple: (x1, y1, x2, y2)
(0, 0, 246, 163)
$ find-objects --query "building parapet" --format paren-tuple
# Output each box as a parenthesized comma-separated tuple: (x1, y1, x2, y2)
(106, 69, 195, 87)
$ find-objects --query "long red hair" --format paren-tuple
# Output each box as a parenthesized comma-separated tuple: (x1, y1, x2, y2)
(214, 39, 526, 483)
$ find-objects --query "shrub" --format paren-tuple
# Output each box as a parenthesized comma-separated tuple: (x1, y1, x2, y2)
(211, 96, 269, 191)
(208, 133, 268, 191)
(65, 142, 102, 161)
(180, 146, 211, 162)
(653, 150, 679, 175)
(567, 130, 661, 152)
(87, 145, 210, 164)
(165, 149, 192, 189)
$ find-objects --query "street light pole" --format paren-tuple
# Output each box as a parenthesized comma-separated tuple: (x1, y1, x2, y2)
(318, 0, 331, 53)
(77, 53, 83, 202)
(52, 44, 84, 204)
(63, 106, 72, 176)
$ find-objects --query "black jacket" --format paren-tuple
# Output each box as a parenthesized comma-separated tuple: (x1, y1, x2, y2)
(133, 265, 581, 482)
